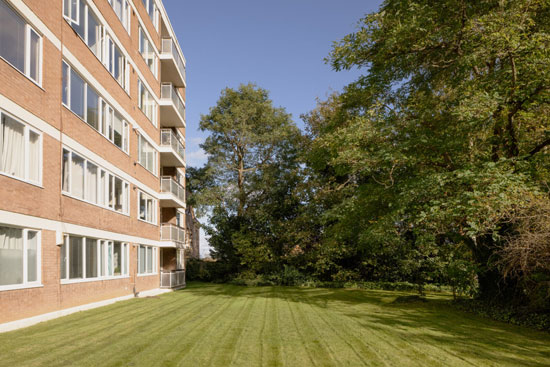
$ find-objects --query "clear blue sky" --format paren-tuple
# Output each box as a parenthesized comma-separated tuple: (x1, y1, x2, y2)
(163, 0, 383, 168)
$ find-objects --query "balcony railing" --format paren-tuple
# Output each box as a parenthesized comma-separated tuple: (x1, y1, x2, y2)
(160, 223, 185, 244)
(160, 270, 186, 289)
(161, 38, 186, 83)
(161, 177, 185, 203)
(160, 129, 185, 162)
(161, 83, 186, 122)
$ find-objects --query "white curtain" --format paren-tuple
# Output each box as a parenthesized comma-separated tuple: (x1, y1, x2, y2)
(27, 231, 37, 282)
(62, 150, 70, 192)
(86, 162, 97, 203)
(0, 226, 23, 286)
(71, 154, 84, 199)
(1, 115, 25, 178)
(28, 131, 40, 182)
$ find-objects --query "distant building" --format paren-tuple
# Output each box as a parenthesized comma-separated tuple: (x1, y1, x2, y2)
(0, 0, 187, 324)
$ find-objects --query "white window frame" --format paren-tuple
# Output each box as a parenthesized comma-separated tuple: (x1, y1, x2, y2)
(138, 25, 158, 78)
(138, 190, 157, 225)
(0, 110, 43, 186)
(108, 0, 131, 34)
(61, 235, 129, 284)
(0, 226, 42, 292)
(0, 1, 43, 86)
(137, 134, 157, 175)
(138, 244, 157, 275)
(63, 0, 80, 25)
(138, 79, 157, 126)
(63, 61, 130, 154)
(62, 147, 130, 215)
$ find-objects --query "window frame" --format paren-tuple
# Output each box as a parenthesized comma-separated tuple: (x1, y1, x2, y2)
(60, 235, 129, 284)
(0, 0, 43, 86)
(62, 147, 130, 215)
(0, 109, 43, 186)
(138, 25, 158, 78)
(137, 134, 157, 175)
(137, 190, 157, 225)
(63, 0, 80, 25)
(62, 61, 130, 154)
(137, 244, 157, 276)
(0, 225, 42, 292)
(138, 79, 157, 126)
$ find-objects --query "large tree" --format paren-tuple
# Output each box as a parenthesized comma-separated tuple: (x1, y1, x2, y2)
(193, 84, 305, 275)
(305, 0, 550, 301)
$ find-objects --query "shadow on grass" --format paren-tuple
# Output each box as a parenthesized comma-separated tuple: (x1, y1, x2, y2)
(181, 282, 550, 366)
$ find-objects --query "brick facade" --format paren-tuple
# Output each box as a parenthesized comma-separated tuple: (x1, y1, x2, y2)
(0, 0, 187, 324)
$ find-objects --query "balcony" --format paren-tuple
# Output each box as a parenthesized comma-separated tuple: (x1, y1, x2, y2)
(160, 270, 186, 289)
(159, 177, 186, 208)
(160, 223, 186, 247)
(160, 83, 186, 128)
(160, 129, 185, 167)
(160, 38, 186, 88)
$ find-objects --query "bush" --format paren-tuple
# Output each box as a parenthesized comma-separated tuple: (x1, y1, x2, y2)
(454, 299, 550, 332)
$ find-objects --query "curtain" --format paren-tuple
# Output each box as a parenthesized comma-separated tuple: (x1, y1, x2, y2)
(28, 131, 40, 182)
(86, 162, 97, 203)
(1, 115, 25, 178)
(62, 150, 70, 192)
(27, 231, 37, 282)
(71, 154, 84, 199)
(0, 226, 23, 286)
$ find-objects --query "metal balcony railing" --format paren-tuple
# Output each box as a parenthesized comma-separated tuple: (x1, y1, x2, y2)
(160, 129, 185, 162)
(160, 177, 185, 203)
(160, 223, 185, 244)
(161, 83, 186, 122)
(160, 270, 186, 288)
(161, 38, 186, 83)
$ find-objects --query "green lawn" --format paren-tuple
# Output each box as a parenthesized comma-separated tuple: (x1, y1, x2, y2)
(1, 283, 549, 366)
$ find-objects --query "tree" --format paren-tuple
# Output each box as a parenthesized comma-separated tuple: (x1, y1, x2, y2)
(308, 0, 550, 301)
(193, 84, 305, 276)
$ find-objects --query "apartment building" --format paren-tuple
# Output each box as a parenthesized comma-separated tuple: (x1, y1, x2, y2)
(0, 0, 188, 324)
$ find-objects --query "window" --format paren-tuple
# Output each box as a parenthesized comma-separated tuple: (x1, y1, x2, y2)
(61, 235, 129, 281)
(105, 36, 128, 90)
(63, 61, 129, 153)
(0, 110, 41, 184)
(108, 0, 130, 33)
(62, 148, 129, 214)
(65, 0, 102, 60)
(138, 245, 156, 275)
(138, 191, 156, 224)
(138, 79, 157, 126)
(0, 225, 40, 289)
(138, 135, 157, 174)
(0, 0, 42, 84)
(141, 0, 158, 31)
(139, 26, 157, 77)
(63, 0, 80, 25)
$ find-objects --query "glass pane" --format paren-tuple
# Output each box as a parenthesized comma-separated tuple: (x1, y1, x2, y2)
(0, 226, 23, 285)
(86, 162, 97, 203)
(98, 170, 105, 206)
(0, 114, 25, 178)
(107, 242, 112, 276)
(69, 236, 83, 279)
(100, 240, 105, 276)
(139, 245, 146, 274)
(71, 153, 85, 199)
(86, 86, 99, 130)
(122, 244, 127, 275)
(27, 231, 38, 282)
(0, 0, 25, 73)
(70, 0, 85, 39)
(139, 193, 145, 220)
(114, 177, 123, 212)
(108, 175, 114, 208)
(113, 242, 121, 276)
(146, 246, 152, 273)
(85, 239, 97, 278)
(87, 11, 101, 58)
(60, 240, 67, 279)
(28, 131, 40, 182)
(70, 70, 85, 119)
(62, 149, 70, 192)
(62, 62, 69, 105)
(29, 29, 40, 82)
(113, 112, 123, 148)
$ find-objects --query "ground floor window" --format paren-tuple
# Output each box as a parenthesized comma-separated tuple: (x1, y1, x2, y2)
(0, 225, 40, 289)
(138, 245, 156, 275)
(61, 235, 128, 281)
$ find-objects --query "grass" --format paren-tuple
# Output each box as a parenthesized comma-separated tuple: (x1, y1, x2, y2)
(1, 283, 549, 366)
